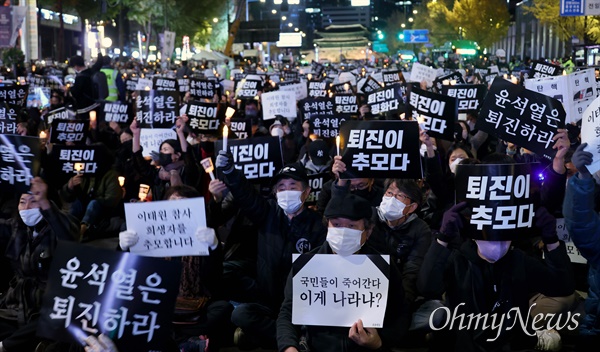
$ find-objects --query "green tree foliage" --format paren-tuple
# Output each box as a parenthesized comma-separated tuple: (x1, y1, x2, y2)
(412, 0, 457, 46)
(525, 0, 600, 44)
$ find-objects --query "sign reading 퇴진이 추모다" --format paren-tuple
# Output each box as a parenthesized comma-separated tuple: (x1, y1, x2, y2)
(476, 78, 566, 160)
(455, 163, 540, 241)
(0, 134, 39, 194)
(186, 101, 222, 135)
(333, 94, 359, 115)
(50, 120, 88, 144)
(53, 145, 104, 175)
(307, 80, 329, 98)
(441, 84, 487, 113)
(229, 117, 252, 139)
(407, 86, 458, 142)
(124, 197, 209, 257)
(152, 77, 178, 92)
(292, 254, 390, 328)
(339, 120, 422, 179)
(36, 241, 181, 352)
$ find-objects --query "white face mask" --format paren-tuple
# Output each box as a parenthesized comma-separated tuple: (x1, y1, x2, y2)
(449, 157, 464, 174)
(379, 196, 406, 221)
(475, 240, 511, 263)
(277, 190, 304, 214)
(326, 227, 363, 256)
(271, 127, 284, 138)
(19, 208, 43, 227)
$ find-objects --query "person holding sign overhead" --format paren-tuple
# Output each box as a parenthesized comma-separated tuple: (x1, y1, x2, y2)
(0, 177, 78, 352)
(277, 193, 407, 352)
(215, 152, 327, 350)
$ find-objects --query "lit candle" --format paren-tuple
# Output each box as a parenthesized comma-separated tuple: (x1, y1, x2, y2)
(223, 125, 228, 152)
(39, 131, 47, 139)
(200, 157, 216, 180)
(450, 80, 456, 85)
(336, 136, 340, 156)
(442, 80, 450, 85)
(74, 163, 84, 175)
(138, 184, 150, 202)
(307, 73, 312, 81)
(511, 76, 518, 84)
(236, 99, 241, 109)
(118, 176, 125, 187)
(89, 111, 97, 123)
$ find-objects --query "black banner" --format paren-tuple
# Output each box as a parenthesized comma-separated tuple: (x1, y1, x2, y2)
(476, 78, 566, 160)
(441, 84, 487, 112)
(135, 90, 179, 128)
(215, 136, 283, 184)
(126, 77, 139, 92)
(54, 145, 104, 175)
(433, 71, 466, 93)
(50, 120, 89, 144)
(46, 107, 72, 125)
(103, 102, 132, 124)
(306, 172, 332, 205)
(331, 82, 355, 95)
(361, 76, 384, 94)
(190, 78, 218, 99)
(152, 77, 179, 92)
(455, 163, 540, 241)
(532, 60, 562, 78)
(382, 70, 406, 86)
(300, 97, 335, 121)
(283, 71, 299, 82)
(366, 84, 402, 115)
(0, 102, 18, 134)
(339, 120, 422, 179)
(334, 94, 359, 115)
(309, 114, 348, 139)
(311, 61, 325, 78)
(307, 80, 329, 98)
(0, 135, 40, 194)
(186, 101, 222, 135)
(0, 84, 28, 106)
(230, 118, 252, 139)
(178, 78, 189, 94)
(37, 241, 181, 352)
(235, 79, 262, 99)
(407, 86, 458, 142)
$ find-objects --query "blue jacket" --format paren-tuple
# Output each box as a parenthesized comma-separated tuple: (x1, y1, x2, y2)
(563, 175, 600, 335)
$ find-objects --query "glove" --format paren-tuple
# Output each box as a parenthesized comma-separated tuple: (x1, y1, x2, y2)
(438, 201, 468, 243)
(215, 150, 234, 174)
(572, 143, 593, 178)
(84, 334, 119, 352)
(195, 227, 219, 250)
(119, 230, 138, 251)
(535, 207, 559, 245)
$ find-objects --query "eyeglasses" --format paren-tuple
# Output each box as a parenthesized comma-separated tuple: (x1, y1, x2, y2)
(385, 190, 412, 203)
(349, 183, 370, 191)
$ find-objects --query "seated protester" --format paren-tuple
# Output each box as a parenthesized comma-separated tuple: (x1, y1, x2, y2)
(563, 144, 600, 348)
(298, 139, 332, 175)
(0, 178, 78, 352)
(215, 153, 327, 350)
(277, 193, 408, 352)
(118, 185, 233, 352)
(418, 202, 575, 352)
(59, 143, 123, 241)
(129, 116, 202, 201)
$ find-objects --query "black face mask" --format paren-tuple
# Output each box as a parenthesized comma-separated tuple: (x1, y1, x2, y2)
(117, 140, 133, 160)
(352, 187, 372, 199)
(158, 152, 173, 166)
(200, 141, 215, 153)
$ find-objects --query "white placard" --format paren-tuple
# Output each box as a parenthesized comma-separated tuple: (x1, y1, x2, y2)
(139, 128, 177, 158)
(261, 90, 297, 121)
(279, 82, 308, 101)
(556, 218, 587, 264)
(292, 254, 389, 328)
(369, 72, 383, 84)
(135, 78, 154, 91)
(581, 96, 600, 174)
(488, 65, 499, 74)
(337, 72, 356, 87)
(222, 79, 235, 96)
(409, 62, 437, 87)
(124, 198, 208, 257)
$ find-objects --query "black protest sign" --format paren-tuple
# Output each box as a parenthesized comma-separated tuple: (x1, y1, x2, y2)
(152, 77, 179, 92)
(484, 73, 498, 85)
(283, 71, 299, 82)
(532, 61, 562, 78)
(476, 78, 566, 160)
(520, 69, 534, 82)
(306, 173, 332, 205)
(50, 120, 89, 144)
(0, 84, 28, 106)
(230, 118, 252, 139)
(190, 78, 218, 99)
(310, 114, 348, 139)
(27, 74, 62, 90)
(0, 135, 40, 194)
(178, 78, 190, 94)
(433, 71, 466, 93)
(215, 136, 283, 184)
(307, 80, 329, 98)
(334, 94, 359, 115)
(234, 72, 245, 81)
(135, 90, 179, 128)
(54, 145, 104, 175)
(311, 61, 325, 78)
(235, 79, 262, 99)
(126, 77, 139, 92)
(0, 103, 19, 134)
(103, 102, 132, 124)
(455, 163, 540, 241)
(47, 107, 72, 124)
(186, 101, 222, 135)
(407, 86, 458, 141)
(361, 76, 384, 94)
(382, 70, 406, 86)
(366, 84, 402, 115)
(339, 120, 422, 179)
(331, 82, 355, 95)
(37, 241, 181, 352)
(442, 84, 487, 112)
(300, 97, 335, 121)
